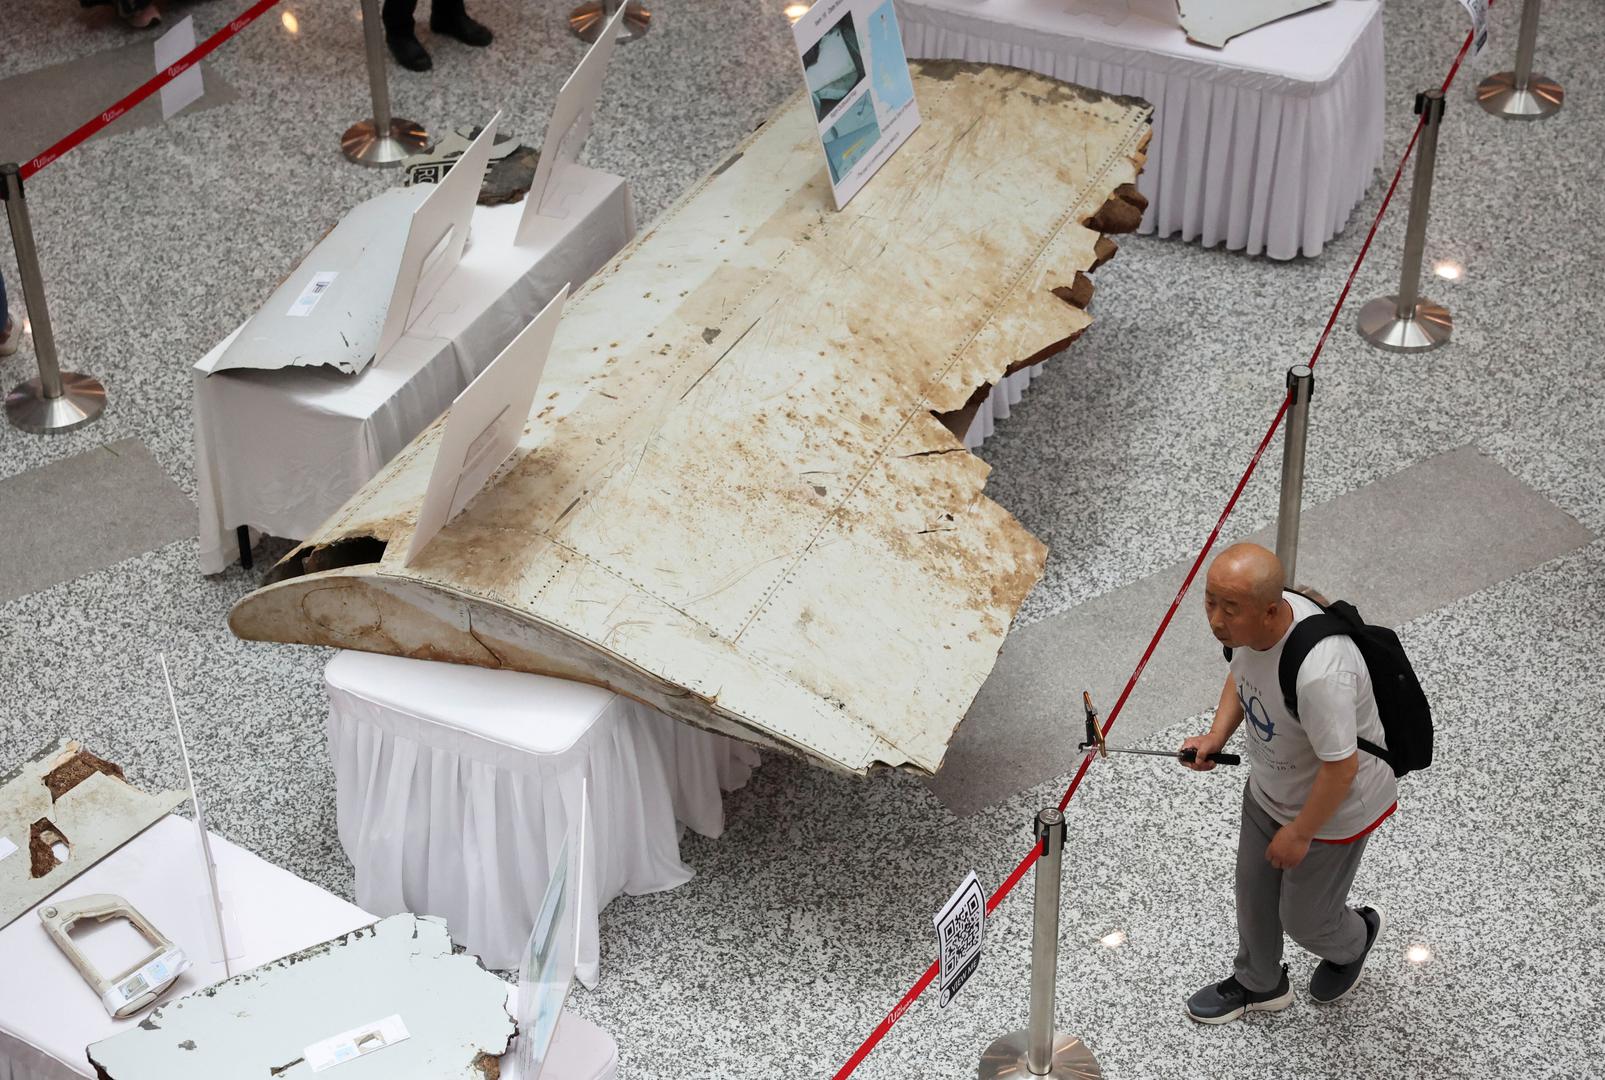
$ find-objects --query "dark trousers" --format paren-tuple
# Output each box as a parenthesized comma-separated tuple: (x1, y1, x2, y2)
(1234, 782, 1370, 993)
(382, 0, 466, 36)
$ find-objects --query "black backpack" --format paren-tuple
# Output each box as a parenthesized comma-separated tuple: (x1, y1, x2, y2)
(1225, 597, 1432, 778)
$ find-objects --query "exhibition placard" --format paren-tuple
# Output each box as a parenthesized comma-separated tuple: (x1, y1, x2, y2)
(933, 871, 985, 1008)
(791, 0, 920, 209)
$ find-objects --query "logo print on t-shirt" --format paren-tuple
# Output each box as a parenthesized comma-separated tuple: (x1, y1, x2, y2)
(1238, 685, 1275, 743)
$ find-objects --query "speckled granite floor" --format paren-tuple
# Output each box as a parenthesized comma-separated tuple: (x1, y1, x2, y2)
(1, 0, 1602, 1076)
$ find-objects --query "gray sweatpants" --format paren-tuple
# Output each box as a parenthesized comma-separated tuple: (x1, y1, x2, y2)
(1235, 782, 1370, 992)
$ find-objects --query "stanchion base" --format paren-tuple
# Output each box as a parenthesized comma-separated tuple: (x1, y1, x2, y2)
(341, 118, 431, 167)
(569, 0, 651, 43)
(1476, 72, 1563, 120)
(978, 1030, 1102, 1080)
(5, 373, 106, 433)
(1356, 295, 1452, 353)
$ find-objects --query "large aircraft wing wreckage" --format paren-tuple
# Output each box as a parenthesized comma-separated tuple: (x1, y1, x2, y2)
(230, 61, 1152, 775)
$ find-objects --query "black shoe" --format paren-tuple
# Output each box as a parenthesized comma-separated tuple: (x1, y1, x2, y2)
(1310, 906, 1385, 1004)
(1185, 963, 1292, 1024)
(387, 32, 433, 71)
(430, 11, 493, 46)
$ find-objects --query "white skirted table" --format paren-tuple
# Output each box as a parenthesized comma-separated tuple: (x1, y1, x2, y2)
(898, 0, 1384, 259)
(323, 651, 760, 986)
(194, 167, 634, 574)
(0, 816, 373, 1080)
(963, 363, 1046, 449)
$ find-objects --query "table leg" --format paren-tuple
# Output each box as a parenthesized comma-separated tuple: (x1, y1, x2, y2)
(237, 525, 254, 570)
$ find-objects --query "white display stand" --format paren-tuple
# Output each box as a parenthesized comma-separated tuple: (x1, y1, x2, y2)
(502, 996, 617, 1080)
(0, 817, 373, 1080)
(193, 171, 634, 574)
(322, 651, 761, 985)
(403, 285, 569, 565)
(897, 0, 1384, 259)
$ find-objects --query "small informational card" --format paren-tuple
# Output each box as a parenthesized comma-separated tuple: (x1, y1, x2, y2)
(288, 272, 339, 318)
(791, 0, 920, 209)
(154, 16, 205, 120)
(1455, 0, 1488, 53)
(0, 837, 15, 863)
(933, 870, 985, 1008)
(304, 1015, 411, 1072)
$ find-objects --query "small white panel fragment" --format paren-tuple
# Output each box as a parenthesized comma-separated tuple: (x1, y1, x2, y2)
(86, 915, 514, 1079)
(0, 837, 15, 862)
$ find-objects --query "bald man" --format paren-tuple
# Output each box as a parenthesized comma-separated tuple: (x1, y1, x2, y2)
(1179, 543, 1396, 1024)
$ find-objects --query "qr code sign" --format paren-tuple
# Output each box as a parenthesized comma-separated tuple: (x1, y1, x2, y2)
(943, 893, 983, 959)
(934, 871, 985, 1008)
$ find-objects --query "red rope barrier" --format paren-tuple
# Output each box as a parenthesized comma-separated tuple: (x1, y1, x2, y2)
(20, 0, 284, 180)
(832, 23, 1478, 1080)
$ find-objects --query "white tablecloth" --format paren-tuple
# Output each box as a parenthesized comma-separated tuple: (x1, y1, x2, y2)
(898, 0, 1384, 258)
(193, 167, 635, 573)
(0, 816, 374, 1080)
(963, 363, 1046, 448)
(323, 651, 760, 986)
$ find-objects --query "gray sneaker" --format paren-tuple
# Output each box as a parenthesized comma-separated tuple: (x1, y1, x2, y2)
(1185, 963, 1292, 1024)
(1309, 906, 1385, 1004)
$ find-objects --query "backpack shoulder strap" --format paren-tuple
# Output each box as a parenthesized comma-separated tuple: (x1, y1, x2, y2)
(1277, 613, 1351, 718)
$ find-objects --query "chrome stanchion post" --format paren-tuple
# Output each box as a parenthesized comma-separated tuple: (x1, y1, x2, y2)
(1477, 0, 1563, 120)
(1274, 365, 1313, 586)
(341, 0, 430, 166)
(979, 809, 1101, 1080)
(1357, 90, 1452, 353)
(569, 0, 651, 43)
(2, 164, 106, 434)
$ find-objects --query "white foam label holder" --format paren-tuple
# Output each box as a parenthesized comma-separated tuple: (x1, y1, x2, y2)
(933, 870, 985, 1008)
(100, 948, 190, 1015)
(305, 1015, 411, 1071)
(288, 272, 339, 317)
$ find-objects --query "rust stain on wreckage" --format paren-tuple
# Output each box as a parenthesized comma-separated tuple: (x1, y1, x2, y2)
(229, 61, 1152, 775)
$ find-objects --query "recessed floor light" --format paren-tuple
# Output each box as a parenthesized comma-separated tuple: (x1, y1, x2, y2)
(1100, 929, 1127, 948)
(282, 11, 299, 33)
(1406, 944, 1432, 964)
(1433, 260, 1462, 281)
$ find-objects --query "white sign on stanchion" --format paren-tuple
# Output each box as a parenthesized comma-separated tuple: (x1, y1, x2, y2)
(791, 0, 920, 208)
(1455, 0, 1489, 53)
(934, 870, 986, 1008)
(516, 3, 630, 246)
(154, 17, 205, 120)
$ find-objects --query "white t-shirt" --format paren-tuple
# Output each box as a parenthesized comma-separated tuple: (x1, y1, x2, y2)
(1230, 592, 1398, 842)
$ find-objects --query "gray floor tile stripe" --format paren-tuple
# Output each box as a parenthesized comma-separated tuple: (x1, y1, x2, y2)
(0, 438, 195, 604)
(0, 39, 236, 165)
(928, 446, 1595, 816)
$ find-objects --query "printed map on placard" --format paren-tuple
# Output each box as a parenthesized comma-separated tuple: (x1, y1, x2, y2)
(793, 0, 920, 208)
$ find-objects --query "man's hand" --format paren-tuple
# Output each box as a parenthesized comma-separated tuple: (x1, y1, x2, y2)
(1179, 732, 1226, 771)
(1265, 825, 1312, 870)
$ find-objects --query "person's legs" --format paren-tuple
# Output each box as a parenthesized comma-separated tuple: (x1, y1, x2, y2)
(382, 0, 418, 37)
(1233, 784, 1288, 992)
(430, 0, 493, 47)
(384, 0, 433, 71)
(1185, 783, 1293, 1023)
(0, 273, 19, 357)
(1278, 835, 1369, 965)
